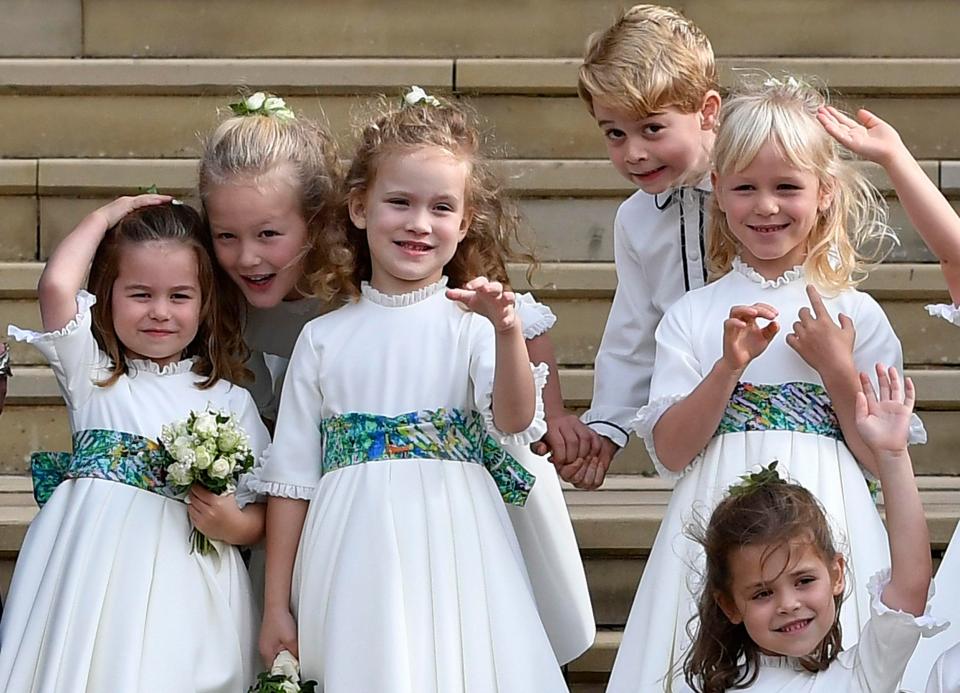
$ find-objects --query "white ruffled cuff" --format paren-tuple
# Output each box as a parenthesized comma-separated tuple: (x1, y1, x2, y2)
(234, 470, 264, 509)
(926, 303, 960, 327)
(867, 569, 949, 636)
(630, 393, 690, 480)
(8, 290, 97, 344)
(909, 413, 927, 445)
(245, 477, 315, 501)
(514, 293, 557, 340)
(481, 361, 549, 446)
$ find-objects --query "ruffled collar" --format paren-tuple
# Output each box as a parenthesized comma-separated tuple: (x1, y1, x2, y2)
(126, 357, 196, 376)
(654, 174, 712, 210)
(757, 654, 807, 672)
(732, 256, 804, 289)
(361, 277, 449, 307)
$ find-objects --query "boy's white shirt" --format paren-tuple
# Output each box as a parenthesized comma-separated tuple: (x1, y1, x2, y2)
(581, 179, 711, 448)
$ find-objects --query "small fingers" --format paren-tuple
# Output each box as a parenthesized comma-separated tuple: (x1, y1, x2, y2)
(760, 320, 780, 341)
(859, 371, 878, 405)
(875, 363, 891, 402)
(805, 284, 829, 319)
(558, 458, 585, 482)
(464, 276, 488, 291)
(903, 377, 916, 412)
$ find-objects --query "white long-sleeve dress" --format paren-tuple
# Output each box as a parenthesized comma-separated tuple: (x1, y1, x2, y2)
(606, 259, 925, 693)
(250, 278, 569, 692)
(0, 291, 270, 693)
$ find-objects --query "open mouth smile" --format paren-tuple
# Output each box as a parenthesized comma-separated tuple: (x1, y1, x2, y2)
(395, 241, 434, 254)
(632, 165, 667, 180)
(748, 223, 790, 233)
(775, 618, 812, 634)
(240, 273, 276, 288)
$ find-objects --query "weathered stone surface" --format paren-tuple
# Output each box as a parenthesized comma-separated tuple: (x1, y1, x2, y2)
(0, 197, 37, 261)
(0, 0, 81, 57)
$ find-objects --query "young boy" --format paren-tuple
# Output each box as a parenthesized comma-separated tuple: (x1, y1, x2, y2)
(567, 5, 720, 491)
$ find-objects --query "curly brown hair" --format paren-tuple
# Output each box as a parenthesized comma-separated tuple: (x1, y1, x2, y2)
(310, 93, 534, 302)
(87, 203, 250, 389)
(683, 479, 844, 693)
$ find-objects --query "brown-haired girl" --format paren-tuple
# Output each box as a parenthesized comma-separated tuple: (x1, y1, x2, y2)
(682, 366, 944, 692)
(250, 89, 571, 691)
(0, 195, 269, 692)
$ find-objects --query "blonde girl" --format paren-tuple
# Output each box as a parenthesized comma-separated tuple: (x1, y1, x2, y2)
(606, 77, 924, 692)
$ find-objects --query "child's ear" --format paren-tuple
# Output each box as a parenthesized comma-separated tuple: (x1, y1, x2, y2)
(715, 590, 743, 625)
(699, 90, 721, 131)
(347, 192, 367, 230)
(830, 555, 846, 597)
(457, 208, 473, 241)
(817, 180, 835, 213)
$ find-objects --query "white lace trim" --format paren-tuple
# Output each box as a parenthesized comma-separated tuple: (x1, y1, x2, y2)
(361, 277, 449, 307)
(515, 292, 557, 339)
(8, 290, 98, 344)
(909, 413, 928, 445)
(926, 303, 960, 327)
(479, 361, 549, 446)
(867, 569, 949, 636)
(630, 393, 691, 480)
(126, 357, 196, 376)
(731, 256, 804, 289)
(245, 477, 315, 501)
(234, 470, 262, 509)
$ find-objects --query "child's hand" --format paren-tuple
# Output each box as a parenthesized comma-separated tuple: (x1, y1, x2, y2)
(786, 285, 856, 380)
(260, 607, 299, 667)
(556, 436, 616, 490)
(817, 106, 907, 168)
(446, 277, 520, 334)
(855, 364, 915, 456)
(187, 485, 250, 545)
(90, 193, 173, 229)
(722, 303, 779, 372)
(533, 411, 602, 466)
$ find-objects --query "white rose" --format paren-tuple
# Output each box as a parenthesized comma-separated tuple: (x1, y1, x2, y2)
(245, 92, 266, 111)
(271, 651, 300, 681)
(167, 462, 192, 486)
(218, 428, 241, 453)
(193, 412, 218, 438)
(210, 457, 232, 479)
(194, 447, 212, 470)
(264, 96, 286, 111)
(403, 85, 439, 107)
(172, 436, 194, 462)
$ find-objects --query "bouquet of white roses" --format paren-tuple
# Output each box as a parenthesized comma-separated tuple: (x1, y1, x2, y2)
(160, 406, 255, 555)
(248, 651, 317, 693)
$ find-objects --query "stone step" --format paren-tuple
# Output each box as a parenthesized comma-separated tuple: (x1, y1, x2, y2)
(0, 157, 953, 263)
(9, 1, 960, 59)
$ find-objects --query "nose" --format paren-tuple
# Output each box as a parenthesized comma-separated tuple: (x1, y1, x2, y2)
(237, 239, 261, 269)
(406, 206, 431, 235)
(776, 589, 801, 614)
(148, 298, 171, 321)
(755, 193, 779, 216)
(624, 136, 647, 164)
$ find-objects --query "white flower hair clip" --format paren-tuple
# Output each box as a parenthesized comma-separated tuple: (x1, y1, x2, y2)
(403, 85, 441, 108)
(762, 75, 803, 90)
(229, 91, 295, 120)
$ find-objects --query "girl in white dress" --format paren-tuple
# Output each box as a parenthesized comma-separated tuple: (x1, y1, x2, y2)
(0, 197, 270, 692)
(609, 77, 925, 692)
(681, 366, 945, 692)
(200, 90, 593, 664)
(817, 106, 960, 692)
(251, 92, 570, 692)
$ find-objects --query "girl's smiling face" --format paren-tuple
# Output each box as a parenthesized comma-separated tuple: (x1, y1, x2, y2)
(719, 539, 845, 658)
(713, 139, 831, 280)
(205, 166, 310, 308)
(349, 146, 471, 295)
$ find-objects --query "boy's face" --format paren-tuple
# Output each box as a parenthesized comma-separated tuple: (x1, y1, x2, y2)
(594, 96, 717, 194)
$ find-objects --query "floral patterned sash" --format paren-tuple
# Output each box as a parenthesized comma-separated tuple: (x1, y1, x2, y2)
(31, 429, 178, 507)
(715, 382, 843, 440)
(320, 408, 536, 506)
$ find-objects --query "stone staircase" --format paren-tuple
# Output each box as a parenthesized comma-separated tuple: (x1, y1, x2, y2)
(2, 1, 960, 687)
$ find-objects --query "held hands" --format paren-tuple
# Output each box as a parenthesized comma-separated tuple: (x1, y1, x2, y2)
(89, 193, 173, 230)
(556, 436, 617, 490)
(722, 303, 779, 372)
(855, 364, 915, 457)
(817, 105, 907, 168)
(786, 285, 856, 380)
(446, 277, 520, 334)
(533, 411, 602, 466)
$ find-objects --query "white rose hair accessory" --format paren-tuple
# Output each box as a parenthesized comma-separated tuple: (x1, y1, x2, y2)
(229, 91, 296, 120)
(403, 85, 441, 108)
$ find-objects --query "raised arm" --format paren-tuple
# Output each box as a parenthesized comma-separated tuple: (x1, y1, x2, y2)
(38, 194, 172, 331)
(819, 106, 960, 304)
(448, 277, 535, 433)
(652, 303, 779, 472)
(855, 365, 930, 616)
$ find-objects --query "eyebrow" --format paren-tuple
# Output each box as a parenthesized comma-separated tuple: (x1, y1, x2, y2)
(744, 565, 819, 591)
(123, 284, 197, 292)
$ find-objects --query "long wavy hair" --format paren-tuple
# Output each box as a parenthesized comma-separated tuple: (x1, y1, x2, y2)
(708, 77, 894, 294)
(310, 93, 535, 302)
(87, 203, 249, 389)
(683, 480, 844, 692)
